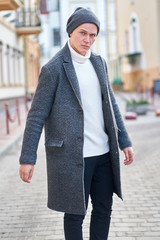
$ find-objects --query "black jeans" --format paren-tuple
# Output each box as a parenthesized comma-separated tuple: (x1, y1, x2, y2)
(64, 152, 113, 240)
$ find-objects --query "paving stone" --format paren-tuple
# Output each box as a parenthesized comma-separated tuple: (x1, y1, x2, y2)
(109, 238, 134, 240)
(144, 232, 160, 236)
(137, 238, 160, 240)
(0, 98, 160, 239)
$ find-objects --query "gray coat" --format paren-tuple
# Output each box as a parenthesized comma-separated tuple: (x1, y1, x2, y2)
(19, 43, 132, 215)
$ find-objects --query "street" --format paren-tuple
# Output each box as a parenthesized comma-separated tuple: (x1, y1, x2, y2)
(0, 108, 160, 239)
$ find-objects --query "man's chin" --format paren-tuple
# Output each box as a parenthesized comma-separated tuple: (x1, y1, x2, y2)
(81, 49, 88, 56)
(76, 48, 88, 56)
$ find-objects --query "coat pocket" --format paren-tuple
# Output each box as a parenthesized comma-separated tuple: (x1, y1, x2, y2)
(45, 139, 64, 147)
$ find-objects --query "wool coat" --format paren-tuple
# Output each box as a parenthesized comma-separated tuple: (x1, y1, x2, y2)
(19, 42, 132, 215)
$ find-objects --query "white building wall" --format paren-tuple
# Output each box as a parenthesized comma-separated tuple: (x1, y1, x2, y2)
(0, 87, 25, 100)
(49, 11, 61, 56)
(59, 0, 69, 47)
(96, 0, 108, 60)
(39, 9, 61, 62)
(39, 15, 49, 60)
(0, 21, 25, 100)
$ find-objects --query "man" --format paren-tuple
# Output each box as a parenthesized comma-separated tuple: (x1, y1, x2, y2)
(19, 7, 133, 240)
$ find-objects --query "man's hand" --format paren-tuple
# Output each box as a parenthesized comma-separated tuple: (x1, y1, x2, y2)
(19, 164, 34, 183)
(123, 146, 134, 165)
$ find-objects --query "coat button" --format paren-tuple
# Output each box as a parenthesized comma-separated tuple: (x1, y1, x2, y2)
(79, 109, 83, 114)
(77, 163, 83, 167)
(78, 136, 83, 141)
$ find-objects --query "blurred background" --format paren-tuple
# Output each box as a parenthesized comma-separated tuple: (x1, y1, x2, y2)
(0, 1, 160, 239)
(1, 0, 160, 97)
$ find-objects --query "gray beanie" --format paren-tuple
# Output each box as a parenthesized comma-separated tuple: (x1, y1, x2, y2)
(66, 7, 100, 37)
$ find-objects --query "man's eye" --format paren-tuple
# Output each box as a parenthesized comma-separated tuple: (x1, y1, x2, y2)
(80, 32, 85, 35)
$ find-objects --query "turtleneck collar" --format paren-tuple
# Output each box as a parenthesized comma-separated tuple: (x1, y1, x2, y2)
(68, 40, 91, 64)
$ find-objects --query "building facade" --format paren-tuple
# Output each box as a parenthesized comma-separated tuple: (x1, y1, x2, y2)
(113, 0, 160, 91)
(0, 0, 41, 100)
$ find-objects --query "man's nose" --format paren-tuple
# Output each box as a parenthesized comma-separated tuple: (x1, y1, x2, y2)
(84, 34, 90, 43)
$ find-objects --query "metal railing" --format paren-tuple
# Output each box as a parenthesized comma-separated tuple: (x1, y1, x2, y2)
(4, 97, 29, 135)
(16, 8, 41, 28)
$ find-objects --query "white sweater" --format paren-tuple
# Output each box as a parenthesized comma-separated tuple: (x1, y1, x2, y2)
(68, 41, 109, 157)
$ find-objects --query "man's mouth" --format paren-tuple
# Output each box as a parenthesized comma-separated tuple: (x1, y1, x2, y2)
(82, 45, 89, 49)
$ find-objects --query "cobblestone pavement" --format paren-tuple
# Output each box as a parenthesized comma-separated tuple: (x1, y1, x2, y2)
(0, 111, 160, 239)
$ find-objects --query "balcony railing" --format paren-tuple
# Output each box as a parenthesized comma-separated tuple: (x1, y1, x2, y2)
(15, 8, 42, 35)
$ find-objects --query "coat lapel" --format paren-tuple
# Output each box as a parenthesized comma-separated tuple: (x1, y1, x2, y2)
(90, 54, 119, 137)
(63, 44, 82, 108)
(89, 53, 109, 102)
(62, 44, 109, 109)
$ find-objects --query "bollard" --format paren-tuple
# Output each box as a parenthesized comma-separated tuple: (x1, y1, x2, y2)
(4, 99, 21, 135)
(24, 96, 29, 113)
(16, 99, 21, 126)
(5, 103, 10, 134)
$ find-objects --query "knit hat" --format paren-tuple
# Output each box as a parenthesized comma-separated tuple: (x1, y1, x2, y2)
(66, 7, 100, 37)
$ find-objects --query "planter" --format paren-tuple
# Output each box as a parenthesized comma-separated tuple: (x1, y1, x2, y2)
(126, 105, 136, 112)
(135, 104, 148, 115)
(126, 99, 149, 115)
(126, 104, 148, 115)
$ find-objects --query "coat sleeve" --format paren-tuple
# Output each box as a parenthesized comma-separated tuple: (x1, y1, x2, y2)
(19, 66, 58, 164)
(103, 59, 132, 150)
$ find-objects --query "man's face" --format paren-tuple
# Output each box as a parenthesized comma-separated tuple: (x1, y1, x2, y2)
(69, 23, 97, 56)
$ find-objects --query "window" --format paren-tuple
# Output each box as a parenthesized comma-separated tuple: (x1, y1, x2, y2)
(130, 17, 138, 52)
(133, 26, 137, 52)
(6, 45, 11, 85)
(11, 48, 16, 85)
(53, 28, 61, 46)
(125, 31, 129, 54)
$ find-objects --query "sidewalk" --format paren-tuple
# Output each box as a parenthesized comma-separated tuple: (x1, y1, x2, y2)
(0, 92, 159, 159)
(0, 114, 160, 239)
(0, 92, 160, 239)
